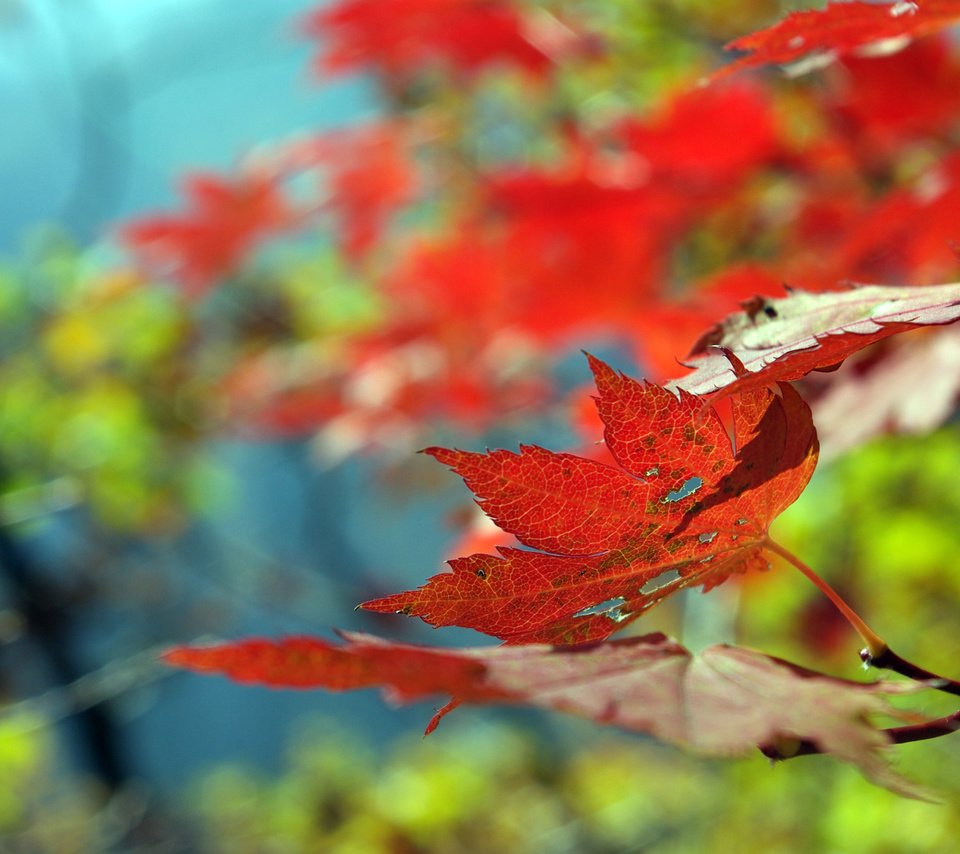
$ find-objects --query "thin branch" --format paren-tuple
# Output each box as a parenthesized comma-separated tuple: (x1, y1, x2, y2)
(0, 647, 171, 728)
(761, 708, 960, 761)
(862, 647, 960, 699)
(0, 522, 129, 788)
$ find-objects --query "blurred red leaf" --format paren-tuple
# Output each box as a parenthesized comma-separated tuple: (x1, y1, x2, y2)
(121, 173, 296, 296)
(619, 80, 781, 195)
(312, 123, 417, 259)
(825, 37, 960, 154)
(304, 0, 581, 80)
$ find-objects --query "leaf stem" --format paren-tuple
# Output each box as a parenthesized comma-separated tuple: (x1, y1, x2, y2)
(764, 539, 887, 657)
(765, 539, 960, 697)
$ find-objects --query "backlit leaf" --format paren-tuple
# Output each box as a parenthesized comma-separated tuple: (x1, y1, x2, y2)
(676, 282, 960, 397)
(164, 631, 922, 796)
(363, 355, 818, 644)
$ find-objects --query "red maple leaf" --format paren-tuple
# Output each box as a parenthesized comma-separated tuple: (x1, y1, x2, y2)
(121, 172, 296, 297)
(716, 0, 960, 79)
(362, 355, 818, 644)
(164, 630, 923, 796)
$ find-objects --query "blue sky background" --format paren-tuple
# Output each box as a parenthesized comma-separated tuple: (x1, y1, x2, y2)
(0, 0, 376, 252)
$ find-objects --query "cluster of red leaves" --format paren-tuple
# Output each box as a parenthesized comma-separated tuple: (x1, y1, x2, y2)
(224, 46, 960, 448)
(154, 0, 960, 790)
(217, 80, 787, 441)
(120, 6, 960, 449)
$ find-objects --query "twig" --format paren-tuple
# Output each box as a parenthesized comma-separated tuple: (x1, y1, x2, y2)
(862, 647, 960, 698)
(761, 708, 960, 761)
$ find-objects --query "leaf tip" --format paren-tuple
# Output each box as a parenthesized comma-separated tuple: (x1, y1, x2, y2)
(582, 350, 606, 375)
(423, 445, 457, 466)
(425, 698, 461, 735)
(708, 345, 749, 378)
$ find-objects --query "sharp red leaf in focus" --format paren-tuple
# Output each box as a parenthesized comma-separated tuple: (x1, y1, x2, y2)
(362, 355, 818, 644)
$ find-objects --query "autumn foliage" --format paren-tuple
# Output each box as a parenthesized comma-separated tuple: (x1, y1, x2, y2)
(152, 0, 960, 796)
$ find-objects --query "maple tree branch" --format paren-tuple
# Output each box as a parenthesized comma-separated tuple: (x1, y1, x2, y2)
(761, 709, 960, 762)
(0, 520, 128, 789)
(764, 539, 887, 657)
(861, 648, 960, 699)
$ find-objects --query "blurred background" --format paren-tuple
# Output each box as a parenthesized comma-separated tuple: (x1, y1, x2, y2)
(2, 0, 960, 851)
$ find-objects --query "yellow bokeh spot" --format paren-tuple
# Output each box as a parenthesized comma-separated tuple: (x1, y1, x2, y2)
(43, 314, 108, 375)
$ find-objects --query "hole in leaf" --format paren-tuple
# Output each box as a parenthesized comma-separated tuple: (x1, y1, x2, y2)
(663, 476, 702, 503)
(640, 570, 679, 594)
(890, 0, 918, 16)
(574, 597, 629, 622)
(698, 531, 718, 544)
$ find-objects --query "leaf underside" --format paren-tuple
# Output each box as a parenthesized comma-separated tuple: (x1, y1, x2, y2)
(164, 631, 923, 797)
(673, 282, 960, 399)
